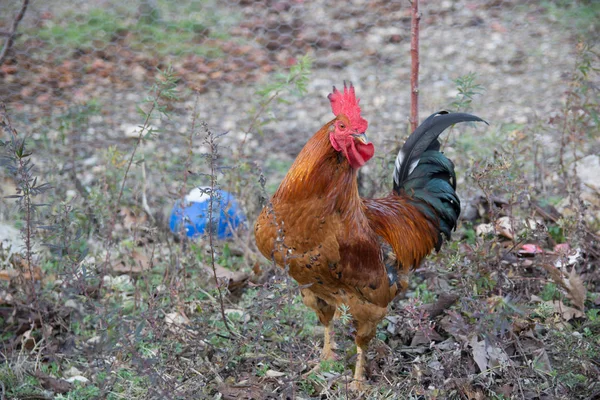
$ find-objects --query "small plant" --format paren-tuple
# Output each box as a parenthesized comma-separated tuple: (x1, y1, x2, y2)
(243, 54, 312, 140)
(256, 362, 269, 377)
(0, 104, 52, 300)
(451, 72, 484, 112)
(540, 282, 560, 301)
(534, 301, 555, 320)
(414, 282, 436, 304)
(337, 303, 352, 325)
(319, 359, 345, 374)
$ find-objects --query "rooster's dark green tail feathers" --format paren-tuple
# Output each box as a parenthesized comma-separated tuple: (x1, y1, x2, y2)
(394, 111, 487, 248)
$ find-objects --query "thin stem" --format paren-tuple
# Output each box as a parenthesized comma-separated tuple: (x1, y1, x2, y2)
(204, 124, 235, 337)
(409, 0, 420, 132)
(101, 97, 158, 284)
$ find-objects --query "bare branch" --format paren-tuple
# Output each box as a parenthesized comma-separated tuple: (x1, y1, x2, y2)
(0, 0, 30, 65)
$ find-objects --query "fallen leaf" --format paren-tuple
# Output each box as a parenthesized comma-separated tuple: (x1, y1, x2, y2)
(252, 261, 262, 277)
(410, 329, 444, 346)
(203, 264, 248, 291)
(490, 21, 507, 33)
(0, 254, 43, 281)
(119, 207, 149, 230)
(217, 379, 266, 400)
(553, 243, 570, 254)
(111, 250, 150, 274)
(21, 329, 36, 350)
(476, 223, 494, 237)
(0, 289, 13, 304)
(564, 267, 586, 311)
(532, 348, 552, 373)
(495, 216, 514, 240)
(0, 269, 19, 281)
(64, 366, 83, 378)
(540, 262, 586, 311)
(65, 376, 89, 384)
(498, 384, 514, 398)
(531, 296, 584, 321)
(470, 337, 488, 373)
(519, 244, 543, 256)
(487, 345, 510, 369)
(265, 369, 286, 378)
(29, 371, 73, 394)
(165, 312, 191, 327)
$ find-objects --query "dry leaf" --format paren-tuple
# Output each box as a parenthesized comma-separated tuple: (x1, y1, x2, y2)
(540, 262, 586, 311)
(65, 376, 90, 384)
(203, 264, 248, 291)
(531, 296, 584, 321)
(564, 267, 586, 311)
(495, 216, 514, 240)
(410, 329, 444, 346)
(0, 289, 13, 304)
(519, 244, 543, 256)
(21, 329, 36, 350)
(165, 312, 191, 327)
(119, 207, 149, 230)
(532, 348, 553, 373)
(252, 261, 262, 277)
(111, 250, 150, 274)
(469, 337, 510, 375)
(487, 345, 510, 369)
(476, 223, 494, 237)
(0, 254, 43, 281)
(470, 337, 488, 373)
(29, 370, 73, 394)
(218, 381, 265, 400)
(554, 243, 570, 254)
(265, 369, 286, 378)
(0, 269, 19, 281)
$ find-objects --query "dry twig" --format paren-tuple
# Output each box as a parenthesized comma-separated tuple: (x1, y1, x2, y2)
(0, 0, 29, 65)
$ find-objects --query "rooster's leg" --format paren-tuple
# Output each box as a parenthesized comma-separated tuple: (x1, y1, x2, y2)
(351, 343, 368, 391)
(350, 319, 378, 391)
(321, 322, 338, 360)
(300, 289, 337, 366)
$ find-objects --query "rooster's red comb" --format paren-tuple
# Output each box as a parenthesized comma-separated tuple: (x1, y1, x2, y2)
(328, 81, 368, 133)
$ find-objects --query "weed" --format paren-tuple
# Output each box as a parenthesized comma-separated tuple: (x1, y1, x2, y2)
(451, 72, 484, 113)
(0, 104, 52, 302)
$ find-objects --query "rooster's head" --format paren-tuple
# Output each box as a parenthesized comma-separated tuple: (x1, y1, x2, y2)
(328, 82, 373, 169)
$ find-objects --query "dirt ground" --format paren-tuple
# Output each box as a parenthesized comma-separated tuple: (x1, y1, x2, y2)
(0, 0, 599, 399)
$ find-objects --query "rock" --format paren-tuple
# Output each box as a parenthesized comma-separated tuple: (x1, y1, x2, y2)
(64, 299, 84, 314)
(65, 376, 90, 384)
(476, 223, 494, 237)
(576, 155, 600, 194)
(64, 366, 84, 378)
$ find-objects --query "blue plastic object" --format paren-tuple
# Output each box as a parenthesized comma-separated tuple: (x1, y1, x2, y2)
(169, 188, 246, 239)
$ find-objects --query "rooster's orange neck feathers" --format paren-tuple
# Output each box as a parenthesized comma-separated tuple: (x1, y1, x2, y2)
(274, 120, 363, 215)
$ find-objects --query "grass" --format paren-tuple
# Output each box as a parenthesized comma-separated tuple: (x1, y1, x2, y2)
(24, 4, 239, 58)
(542, 0, 600, 36)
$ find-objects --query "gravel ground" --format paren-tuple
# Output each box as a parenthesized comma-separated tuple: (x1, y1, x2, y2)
(0, 0, 592, 206)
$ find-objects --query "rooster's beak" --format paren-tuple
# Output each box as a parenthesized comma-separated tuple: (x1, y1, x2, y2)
(351, 133, 369, 145)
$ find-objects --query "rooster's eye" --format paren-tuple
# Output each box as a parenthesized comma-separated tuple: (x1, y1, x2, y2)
(339, 123, 346, 130)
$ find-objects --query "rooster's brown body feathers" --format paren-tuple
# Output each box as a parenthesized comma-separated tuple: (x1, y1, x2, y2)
(254, 90, 485, 388)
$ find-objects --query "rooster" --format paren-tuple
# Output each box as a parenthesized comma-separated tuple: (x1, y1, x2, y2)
(254, 82, 485, 389)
